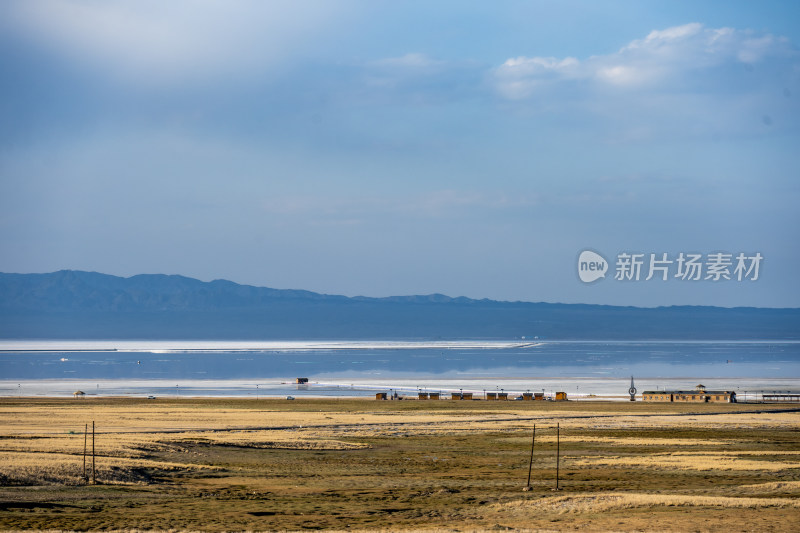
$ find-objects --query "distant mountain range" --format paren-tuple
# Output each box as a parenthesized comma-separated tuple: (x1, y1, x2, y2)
(1, 270, 798, 340)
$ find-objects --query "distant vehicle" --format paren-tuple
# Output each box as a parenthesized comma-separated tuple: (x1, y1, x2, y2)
(286, 395, 295, 400)
(147, 395, 156, 399)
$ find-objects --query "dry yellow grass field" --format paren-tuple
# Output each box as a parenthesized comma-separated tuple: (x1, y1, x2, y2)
(1, 397, 799, 532)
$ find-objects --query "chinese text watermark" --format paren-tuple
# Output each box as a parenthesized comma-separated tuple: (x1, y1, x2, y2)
(578, 250, 763, 283)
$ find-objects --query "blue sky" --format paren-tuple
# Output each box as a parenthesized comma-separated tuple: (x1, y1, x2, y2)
(1, 1, 798, 307)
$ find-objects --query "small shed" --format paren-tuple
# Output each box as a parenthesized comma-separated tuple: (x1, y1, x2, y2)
(534, 392, 545, 400)
(429, 392, 440, 400)
(522, 392, 533, 401)
(375, 392, 388, 400)
(418, 392, 429, 400)
(555, 391, 568, 401)
(486, 392, 497, 400)
(497, 392, 508, 401)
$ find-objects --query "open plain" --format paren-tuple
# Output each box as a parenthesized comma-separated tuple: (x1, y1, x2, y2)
(1, 397, 799, 532)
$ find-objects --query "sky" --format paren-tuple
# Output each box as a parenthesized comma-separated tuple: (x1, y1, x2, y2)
(1, 1, 798, 308)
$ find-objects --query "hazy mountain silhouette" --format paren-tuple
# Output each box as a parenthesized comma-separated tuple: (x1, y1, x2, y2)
(1, 270, 797, 340)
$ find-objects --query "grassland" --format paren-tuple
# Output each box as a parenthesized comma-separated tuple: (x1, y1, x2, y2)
(1, 397, 799, 532)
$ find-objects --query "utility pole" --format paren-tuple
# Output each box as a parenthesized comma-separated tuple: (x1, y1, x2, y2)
(524, 424, 536, 491)
(91, 421, 96, 484)
(555, 423, 561, 491)
(83, 423, 88, 482)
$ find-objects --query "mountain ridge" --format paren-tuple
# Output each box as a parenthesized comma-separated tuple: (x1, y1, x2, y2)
(1, 270, 798, 340)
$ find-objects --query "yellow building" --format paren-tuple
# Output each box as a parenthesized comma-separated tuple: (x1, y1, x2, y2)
(643, 385, 736, 403)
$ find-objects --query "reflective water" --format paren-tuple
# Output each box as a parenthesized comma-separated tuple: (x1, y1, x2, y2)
(1, 340, 798, 398)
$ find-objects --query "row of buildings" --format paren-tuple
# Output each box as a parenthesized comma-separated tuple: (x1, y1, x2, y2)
(377, 391, 568, 401)
(643, 386, 800, 403)
(374, 385, 799, 403)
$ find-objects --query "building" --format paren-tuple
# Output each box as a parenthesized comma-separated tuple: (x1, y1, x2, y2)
(555, 391, 568, 401)
(643, 385, 736, 403)
(642, 391, 674, 402)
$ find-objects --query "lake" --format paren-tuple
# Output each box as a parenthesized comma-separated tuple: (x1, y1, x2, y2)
(1, 340, 798, 399)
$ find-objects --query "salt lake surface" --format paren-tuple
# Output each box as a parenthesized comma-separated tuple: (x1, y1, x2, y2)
(1, 340, 798, 399)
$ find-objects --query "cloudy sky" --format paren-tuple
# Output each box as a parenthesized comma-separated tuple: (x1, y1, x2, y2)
(1, 1, 798, 307)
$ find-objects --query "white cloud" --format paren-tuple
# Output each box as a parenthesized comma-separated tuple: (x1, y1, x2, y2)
(493, 23, 798, 97)
(625, 22, 704, 50)
(493, 56, 579, 98)
(4, 0, 349, 86)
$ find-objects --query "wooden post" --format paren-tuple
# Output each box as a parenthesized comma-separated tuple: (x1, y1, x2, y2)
(83, 423, 88, 482)
(524, 424, 536, 490)
(555, 423, 560, 491)
(91, 421, 96, 484)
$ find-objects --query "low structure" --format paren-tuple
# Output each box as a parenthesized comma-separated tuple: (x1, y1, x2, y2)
(418, 392, 429, 400)
(762, 393, 800, 402)
(295, 378, 309, 384)
(522, 393, 533, 401)
(375, 392, 388, 400)
(555, 391, 568, 401)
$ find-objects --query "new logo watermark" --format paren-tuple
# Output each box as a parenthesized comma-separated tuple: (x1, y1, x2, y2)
(578, 250, 608, 283)
(577, 250, 763, 283)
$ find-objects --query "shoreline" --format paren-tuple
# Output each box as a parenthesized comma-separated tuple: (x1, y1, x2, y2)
(3, 376, 799, 400)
